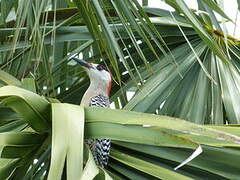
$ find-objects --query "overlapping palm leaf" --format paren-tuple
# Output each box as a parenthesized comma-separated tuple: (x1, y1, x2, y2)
(0, 0, 240, 179)
(0, 85, 239, 179)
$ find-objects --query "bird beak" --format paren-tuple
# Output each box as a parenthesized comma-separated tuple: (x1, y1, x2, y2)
(71, 57, 93, 69)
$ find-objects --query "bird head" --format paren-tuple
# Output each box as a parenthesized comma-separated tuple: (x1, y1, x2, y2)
(72, 57, 112, 96)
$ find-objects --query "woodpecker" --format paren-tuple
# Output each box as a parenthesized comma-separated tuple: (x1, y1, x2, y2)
(72, 57, 112, 168)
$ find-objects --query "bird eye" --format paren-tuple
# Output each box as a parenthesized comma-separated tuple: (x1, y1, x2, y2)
(96, 64, 108, 72)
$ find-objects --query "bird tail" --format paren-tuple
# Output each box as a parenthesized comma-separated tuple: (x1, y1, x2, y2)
(86, 138, 111, 168)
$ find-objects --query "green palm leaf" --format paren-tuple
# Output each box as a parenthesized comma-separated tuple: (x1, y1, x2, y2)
(0, 86, 238, 179)
(0, 0, 240, 179)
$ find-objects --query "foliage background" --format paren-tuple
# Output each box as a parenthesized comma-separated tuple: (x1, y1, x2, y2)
(0, 0, 240, 179)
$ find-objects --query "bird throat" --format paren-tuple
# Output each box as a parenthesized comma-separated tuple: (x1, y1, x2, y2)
(81, 81, 111, 106)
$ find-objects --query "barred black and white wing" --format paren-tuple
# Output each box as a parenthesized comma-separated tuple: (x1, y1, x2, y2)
(86, 95, 111, 168)
(89, 95, 110, 107)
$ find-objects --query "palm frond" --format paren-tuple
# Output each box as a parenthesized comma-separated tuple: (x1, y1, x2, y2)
(0, 86, 239, 179)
